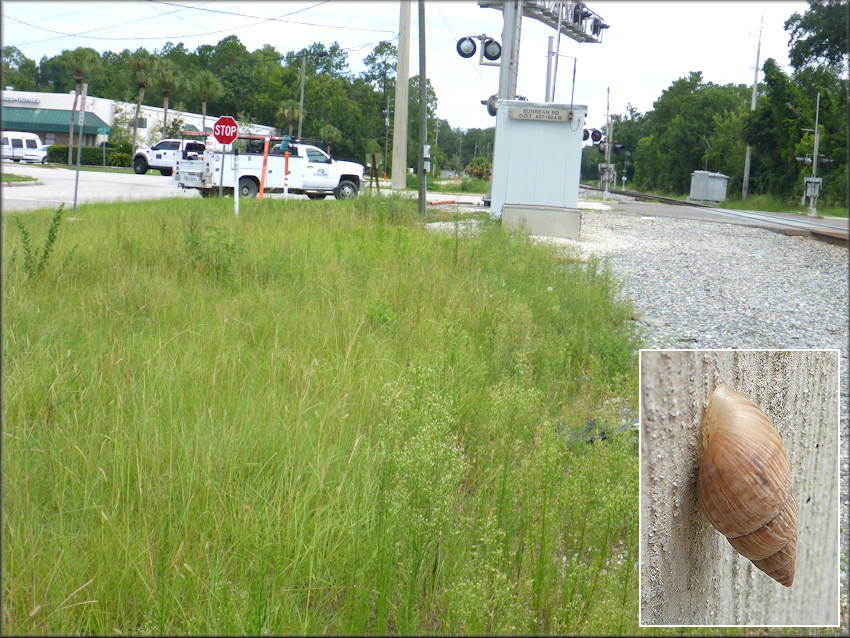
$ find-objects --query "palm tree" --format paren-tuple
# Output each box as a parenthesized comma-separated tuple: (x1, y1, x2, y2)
(275, 100, 300, 137)
(64, 48, 99, 164)
(193, 69, 223, 135)
(153, 61, 181, 138)
(129, 51, 151, 153)
(319, 124, 342, 154)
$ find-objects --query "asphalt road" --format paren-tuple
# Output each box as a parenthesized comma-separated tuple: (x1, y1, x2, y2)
(1, 161, 200, 212)
(3, 162, 847, 243)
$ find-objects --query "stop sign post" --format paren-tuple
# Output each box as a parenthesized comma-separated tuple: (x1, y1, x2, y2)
(213, 116, 237, 199)
(213, 116, 238, 145)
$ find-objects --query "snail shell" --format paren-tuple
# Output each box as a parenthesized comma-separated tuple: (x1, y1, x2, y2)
(696, 383, 796, 587)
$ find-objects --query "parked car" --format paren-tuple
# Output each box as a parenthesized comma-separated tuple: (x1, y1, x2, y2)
(1, 131, 43, 162)
(23, 144, 50, 164)
(133, 139, 205, 176)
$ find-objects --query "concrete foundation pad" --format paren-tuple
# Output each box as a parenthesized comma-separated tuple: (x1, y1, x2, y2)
(502, 203, 581, 240)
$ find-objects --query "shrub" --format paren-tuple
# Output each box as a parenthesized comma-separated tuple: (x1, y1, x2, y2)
(47, 145, 110, 166)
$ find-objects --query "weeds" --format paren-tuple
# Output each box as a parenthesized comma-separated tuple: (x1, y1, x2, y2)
(3, 196, 643, 635)
(12, 203, 77, 280)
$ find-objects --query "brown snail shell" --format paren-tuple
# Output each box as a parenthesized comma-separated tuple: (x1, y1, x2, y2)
(696, 383, 796, 587)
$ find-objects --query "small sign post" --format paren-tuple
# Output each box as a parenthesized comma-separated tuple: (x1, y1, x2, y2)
(72, 83, 88, 214)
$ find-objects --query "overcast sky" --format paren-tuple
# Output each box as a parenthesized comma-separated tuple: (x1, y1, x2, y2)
(2, 1, 809, 131)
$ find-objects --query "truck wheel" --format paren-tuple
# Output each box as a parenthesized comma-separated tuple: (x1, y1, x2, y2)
(133, 157, 148, 174)
(239, 177, 259, 198)
(159, 168, 173, 177)
(307, 193, 328, 200)
(335, 180, 358, 200)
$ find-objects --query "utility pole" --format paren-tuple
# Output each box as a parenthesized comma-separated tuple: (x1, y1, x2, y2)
(391, 1, 411, 190)
(418, 0, 427, 216)
(741, 9, 763, 200)
(297, 54, 307, 141)
(603, 87, 612, 200)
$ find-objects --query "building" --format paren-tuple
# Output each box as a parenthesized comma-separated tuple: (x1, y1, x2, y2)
(1, 89, 276, 149)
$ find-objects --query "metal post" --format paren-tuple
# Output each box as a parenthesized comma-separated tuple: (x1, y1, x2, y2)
(545, 36, 554, 101)
(72, 83, 88, 215)
(552, 0, 563, 100)
(741, 9, 763, 200)
(808, 92, 821, 216)
(418, 0, 427, 216)
(297, 54, 306, 141)
(234, 148, 239, 217)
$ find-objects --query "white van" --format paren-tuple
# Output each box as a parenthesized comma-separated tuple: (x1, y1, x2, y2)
(1, 131, 44, 162)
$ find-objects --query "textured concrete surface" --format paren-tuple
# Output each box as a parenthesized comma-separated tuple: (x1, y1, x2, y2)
(639, 350, 839, 626)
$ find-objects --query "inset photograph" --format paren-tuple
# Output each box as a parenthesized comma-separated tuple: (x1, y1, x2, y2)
(638, 349, 840, 627)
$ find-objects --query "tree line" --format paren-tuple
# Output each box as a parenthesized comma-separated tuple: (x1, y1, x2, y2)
(3, 0, 844, 200)
(2, 35, 498, 176)
(581, 0, 847, 205)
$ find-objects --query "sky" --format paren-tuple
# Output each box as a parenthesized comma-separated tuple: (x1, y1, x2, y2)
(2, 0, 810, 131)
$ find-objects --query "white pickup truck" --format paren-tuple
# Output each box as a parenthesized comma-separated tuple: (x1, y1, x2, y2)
(134, 138, 206, 176)
(173, 139, 364, 200)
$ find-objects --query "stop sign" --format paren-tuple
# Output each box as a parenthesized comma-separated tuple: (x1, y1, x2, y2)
(213, 116, 238, 144)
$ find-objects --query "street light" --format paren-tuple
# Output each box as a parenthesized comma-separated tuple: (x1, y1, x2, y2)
(297, 51, 328, 141)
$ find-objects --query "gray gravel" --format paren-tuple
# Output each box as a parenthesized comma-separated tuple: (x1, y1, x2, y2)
(540, 206, 849, 625)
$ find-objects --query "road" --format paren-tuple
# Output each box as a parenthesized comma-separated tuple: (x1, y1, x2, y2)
(3, 162, 847, 244)
(1, 162, 489, 212)
(1, 161, 200, 212)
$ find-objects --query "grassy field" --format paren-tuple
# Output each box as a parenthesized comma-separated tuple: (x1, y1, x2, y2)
(3, 195, 645, 634)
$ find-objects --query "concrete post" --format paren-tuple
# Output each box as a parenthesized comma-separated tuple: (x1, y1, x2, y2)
(391, 0, 411, 190)
(640, 349, 839, 626)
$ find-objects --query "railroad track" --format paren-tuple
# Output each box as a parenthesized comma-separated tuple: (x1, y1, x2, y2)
(579, 183, 848, 243)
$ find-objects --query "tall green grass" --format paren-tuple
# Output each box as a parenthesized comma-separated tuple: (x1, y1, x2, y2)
(3, 194, 641, 634)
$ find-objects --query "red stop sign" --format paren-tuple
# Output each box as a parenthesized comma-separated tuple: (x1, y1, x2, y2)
(213, 116, 238, 144)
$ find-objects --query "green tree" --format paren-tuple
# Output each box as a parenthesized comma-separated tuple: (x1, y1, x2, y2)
(152, 59, 182, 138)
(62, 47, 101, 164)
(129, 49, 152, 153)
(2, 46, 39, 91)
(319, 123, 342, 154)
(784, 0, 848, 70)
(275, 100, 301, 137)
(193, 69, 223, 134)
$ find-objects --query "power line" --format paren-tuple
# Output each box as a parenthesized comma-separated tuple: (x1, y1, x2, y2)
(3, 1, 397, 49)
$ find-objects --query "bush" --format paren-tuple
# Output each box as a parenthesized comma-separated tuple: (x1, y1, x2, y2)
(47, 145, 113, 166)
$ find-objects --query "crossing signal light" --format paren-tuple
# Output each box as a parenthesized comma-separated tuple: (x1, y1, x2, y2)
(612, 142, 625, 154)
(818, 157, 834, 167)
(591, 18, 609, 36)
(481, 94, 497, 116)
(456, 37, 476, 58)
(482, 38, 501, 61)
(796, 156, 813, 166)
(583, 128, 602, 143)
